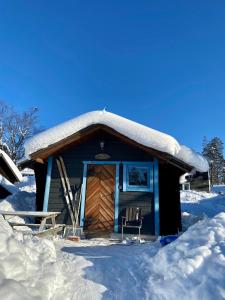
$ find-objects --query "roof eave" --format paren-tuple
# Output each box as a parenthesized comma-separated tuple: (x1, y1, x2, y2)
(27, 124, 193, 172)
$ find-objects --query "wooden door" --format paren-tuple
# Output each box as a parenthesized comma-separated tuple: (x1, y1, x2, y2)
(84, 164, 115, 233)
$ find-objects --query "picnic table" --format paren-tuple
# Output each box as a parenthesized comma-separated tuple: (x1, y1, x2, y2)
(0, 210, 64, 237)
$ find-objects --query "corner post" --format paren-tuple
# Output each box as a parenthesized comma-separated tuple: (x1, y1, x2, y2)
(80, 163, 88, 227)
(43, 156, 53, 212)
(114, 163, 120, 233)
(153, 158, 160, 235)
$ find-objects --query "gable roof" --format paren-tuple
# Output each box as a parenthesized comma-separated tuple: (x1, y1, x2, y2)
(0, 150, 22, 182)
(24, 110, 209, 172)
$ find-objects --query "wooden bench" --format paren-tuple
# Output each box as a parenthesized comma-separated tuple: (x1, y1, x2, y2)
(0, 210, 64, 237)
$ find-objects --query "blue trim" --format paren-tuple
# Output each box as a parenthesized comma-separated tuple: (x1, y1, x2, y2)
(43, 156, 53, 212)
(122, 162, 153, 192)
(83, 160, 120, 165)
(114, 163, 120, 233)
(80, 163, 88, 227)
(122, 161, 152, 166)
(153, 158, 160, 236)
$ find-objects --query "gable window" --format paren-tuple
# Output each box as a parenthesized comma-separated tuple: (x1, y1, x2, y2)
(123, 162, 153, 192)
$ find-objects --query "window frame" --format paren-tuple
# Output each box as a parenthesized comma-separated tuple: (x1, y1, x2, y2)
(182, 183, 190, 191)
(122, 162, 153, 192)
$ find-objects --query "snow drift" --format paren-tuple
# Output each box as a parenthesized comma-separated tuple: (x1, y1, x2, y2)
(146, 213, 225, 300)
(24, 110, 208, 172)
(0, 215, 75, 300)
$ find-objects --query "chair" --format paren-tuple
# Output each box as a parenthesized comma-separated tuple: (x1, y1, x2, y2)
(121, 207, 143, 240)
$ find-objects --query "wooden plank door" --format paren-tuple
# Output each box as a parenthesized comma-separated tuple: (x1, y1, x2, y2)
(84, 164, 116, 233)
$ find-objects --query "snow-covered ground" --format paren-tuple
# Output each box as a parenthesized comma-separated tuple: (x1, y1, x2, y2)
(212, 185, 225, 194)
(181, 190, 225, 230)
(0, 178, 225, 299)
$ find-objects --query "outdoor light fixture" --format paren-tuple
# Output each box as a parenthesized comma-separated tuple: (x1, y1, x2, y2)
(99, 140, 105, 151)
(94, 139, 111, 160)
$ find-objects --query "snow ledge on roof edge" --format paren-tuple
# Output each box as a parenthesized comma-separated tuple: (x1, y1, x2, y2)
(24, 110, 209, 172)
(0, 150, 22, 182)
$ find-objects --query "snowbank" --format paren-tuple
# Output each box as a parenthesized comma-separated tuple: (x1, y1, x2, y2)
(15, 175, 36, 193)
(0, 175, 36, 224)
(212, 185, 225, 194)
(24, 110, 209, 172)
(181, 190, 225, 229)
(146, 213, 225, 300)
(0, 215, 76, 300)
(0, 175, 36, 214)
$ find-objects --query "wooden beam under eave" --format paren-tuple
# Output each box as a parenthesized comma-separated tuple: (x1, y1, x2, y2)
(30, 125, 102, 161)
(35, 158, 45, 164)
(30, 124, 193, 172)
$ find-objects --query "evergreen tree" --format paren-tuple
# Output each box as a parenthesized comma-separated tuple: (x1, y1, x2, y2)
(202, 137, 225, 185)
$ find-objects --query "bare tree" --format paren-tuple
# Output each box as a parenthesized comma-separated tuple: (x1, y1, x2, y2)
(0, 101, 39, 162)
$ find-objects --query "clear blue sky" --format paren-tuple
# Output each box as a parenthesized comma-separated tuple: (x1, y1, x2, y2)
(0, 1, 225, 153)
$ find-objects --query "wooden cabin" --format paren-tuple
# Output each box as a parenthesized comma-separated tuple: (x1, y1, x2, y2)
(21, 111, 208, 236)
(180, 171, 210, 192)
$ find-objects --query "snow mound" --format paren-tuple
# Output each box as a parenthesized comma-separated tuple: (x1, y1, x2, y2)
(147, 213, 225, 300)
(212, 185, 225, 194)
(24, 110, 208, 172)
(15, 175, 36, 193)
(181, 190, 225, 221)
(0, 175, 36, 224)
(0, 215, 76, 300)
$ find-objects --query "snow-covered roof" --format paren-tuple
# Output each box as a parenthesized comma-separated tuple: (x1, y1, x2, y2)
(0, 175, 19, 194)
(25, 110, 209, 172)
(179, 173, 189, 184)
(0, 150, 22, 182)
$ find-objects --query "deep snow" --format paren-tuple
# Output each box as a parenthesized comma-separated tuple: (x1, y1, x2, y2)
(212, 185, 225, 194)
(0, 179, 225, 299)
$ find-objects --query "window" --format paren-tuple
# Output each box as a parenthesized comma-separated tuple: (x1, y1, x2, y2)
(182, 183, 190, 191)
(123, 162, 153, 192)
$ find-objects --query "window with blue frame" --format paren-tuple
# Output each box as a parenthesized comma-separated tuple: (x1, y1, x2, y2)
(123, 162, 153, 192)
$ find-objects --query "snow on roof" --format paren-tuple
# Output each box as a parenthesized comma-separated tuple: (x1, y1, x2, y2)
(179, 173, 189, 184)
(25, 110, 209, 172)
(0, 150, 22, 182)
(0, 175, 19, 194)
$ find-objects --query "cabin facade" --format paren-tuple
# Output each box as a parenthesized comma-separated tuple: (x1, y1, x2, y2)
(22, 111, 208, 237)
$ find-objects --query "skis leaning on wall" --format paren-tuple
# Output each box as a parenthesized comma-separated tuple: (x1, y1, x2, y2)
(56, 157, 76, 232)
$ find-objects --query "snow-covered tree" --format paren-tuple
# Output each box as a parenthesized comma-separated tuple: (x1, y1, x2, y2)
(0, 101, 39, 162)
(202, 137, 225, 184)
